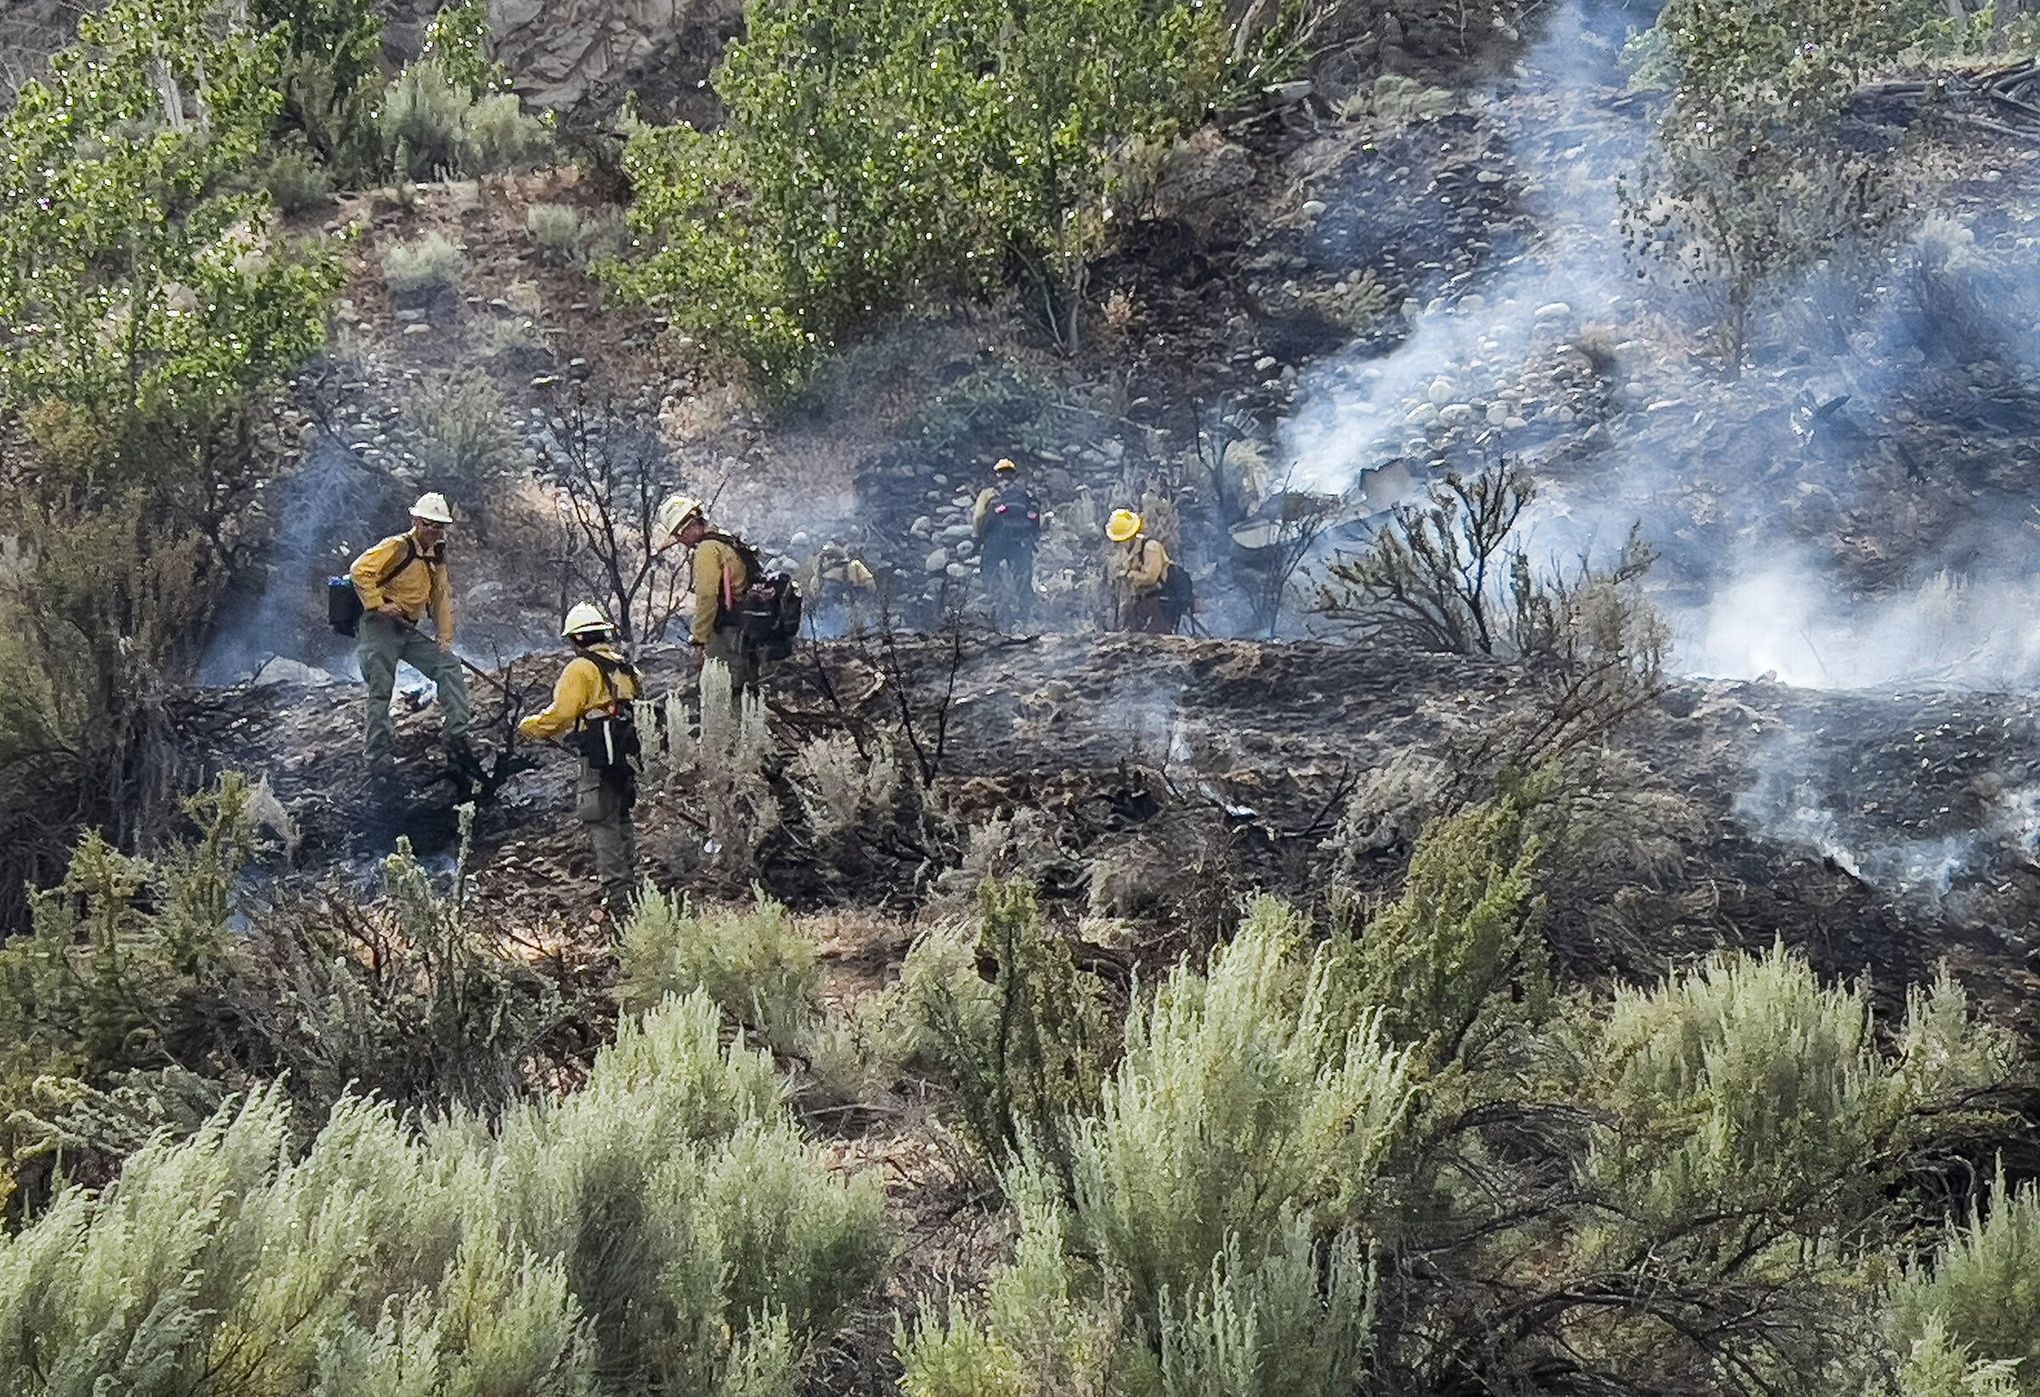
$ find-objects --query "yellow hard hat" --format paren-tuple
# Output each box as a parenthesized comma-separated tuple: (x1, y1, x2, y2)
(994, 457, 1018, 473)
(410, 491, 453, 524)
(561, 602, 613, 639)
(1106, 508, 1142, 543)
(655, 492, 704, 546)
(847, 559, 874, 587)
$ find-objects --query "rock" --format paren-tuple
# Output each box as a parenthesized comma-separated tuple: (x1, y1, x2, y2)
(252, 657, 340, 688)
(1486, 403, 1510, 426)
(1300, 199, 1327, 218)
(1254, 355, 1279, 373)
(1438, 403, 1479, 427)
(1427, 378, 1455, 405)
(945, 563, 972, 580)
(910, 515, 933, 538)
(1406, 403, 1439, 426)
(402, 323, 433, 336)
(924, 548, 950, 574)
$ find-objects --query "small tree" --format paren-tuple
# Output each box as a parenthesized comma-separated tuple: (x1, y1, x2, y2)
(1620, 0, 1922, 370)
(1319, 463, 1534, 656)
(0, 0, 343, 532)
(538, 400, 688, 644)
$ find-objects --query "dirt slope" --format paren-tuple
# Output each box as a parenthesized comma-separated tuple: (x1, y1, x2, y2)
(169, 633, 2040, 1040)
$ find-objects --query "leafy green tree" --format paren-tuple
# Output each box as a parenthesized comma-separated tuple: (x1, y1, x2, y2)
(610, 0, 1231, 384)
(1622, 0, 1927, 369)
(0, 0, 343, 531)
(249, 0, 387, 180)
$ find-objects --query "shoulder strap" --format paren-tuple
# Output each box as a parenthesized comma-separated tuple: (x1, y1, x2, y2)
(380, 536, 420, 586)
(583, 650, 639, 708)
(702, 530, 762, 608)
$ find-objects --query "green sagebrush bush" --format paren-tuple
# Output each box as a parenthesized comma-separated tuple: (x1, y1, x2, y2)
(0, 991, 886, 1395)
(382, 231, 466, 297)
(383, 60, 548, 181)
(900, 900, 1413, 1396)
(618, 888, 824, 1056)
(1892, 1167, 2040, 1394)
(1582, 945, 2014, 1251)
(379, 0, 537, 181)
(0, 780, 571, 1212)
(905, 798, 2023, 1397)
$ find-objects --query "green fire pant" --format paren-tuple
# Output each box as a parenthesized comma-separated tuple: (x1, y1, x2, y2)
(701, 626, 760, 704)
(577, 760, 638, 920)
(358, 611, 472, 772)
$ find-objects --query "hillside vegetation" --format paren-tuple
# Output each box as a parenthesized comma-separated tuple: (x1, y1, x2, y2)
(5, 0, 2040, 1393)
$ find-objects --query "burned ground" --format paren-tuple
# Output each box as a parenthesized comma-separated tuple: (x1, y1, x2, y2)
(169, 632, 2040, 1046)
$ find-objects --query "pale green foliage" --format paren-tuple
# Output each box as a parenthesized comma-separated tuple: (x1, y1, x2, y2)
(528, 203, 587, 259)
(1157, 1222, 1375, 1397)
(1072, 898, 1416, 1318)
(1583, 946, 2014, 1244)
(383, 231, 466, 296)
(0, 1088, 590, 1396)
(1333, 796, 1551, 1073)
(474, 992, 886, 1387)
(610, 0, 1232, 381)
(383, 44, 547, 181)
(263, 145, 339, 212)
(1892, 1169, 2040, 1390)
(901, 905, 1400, 1396)
(640, 677, 780, 872)
(410, 369, 520, 500)
(617, 889, 823, 1054)
(790, 732, 904, 842)
(1891, 1321, 2024, 1397)
(0, 992, 883, 1393)
(459, 92, 551, 175)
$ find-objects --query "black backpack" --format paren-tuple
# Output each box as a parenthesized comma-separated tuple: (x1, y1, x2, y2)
(576, 651, 642, 773)
(985, 481, 1041, 538)
(705, 530, 804, 661)
(327, 538, 422, 636)
(1159, 560, 1194, 626)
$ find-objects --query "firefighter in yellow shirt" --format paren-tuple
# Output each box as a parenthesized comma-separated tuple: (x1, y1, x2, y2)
(1106, 508, 1179, 634)
(654, 494, 761, 697)
(519, 603, 641, 920)
(349, 492, 472, 776)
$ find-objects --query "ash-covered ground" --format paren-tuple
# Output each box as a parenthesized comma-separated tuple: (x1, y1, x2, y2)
(169, 632, 2040, 1042)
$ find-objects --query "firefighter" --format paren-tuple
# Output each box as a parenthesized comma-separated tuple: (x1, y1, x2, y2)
(805, 540, 877, 631)
(1106, 508, 1179, 634)
(518, 603, 641, 922)
(972, 457, 1040, 624)
(655, 493, 761, 697)
(350, 492, 473, 779)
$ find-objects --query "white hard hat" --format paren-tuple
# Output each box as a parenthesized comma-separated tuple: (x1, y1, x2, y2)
(561, 602, 613, 639)
(411, 491, 454, 524)
(655, 492, 704, 546)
